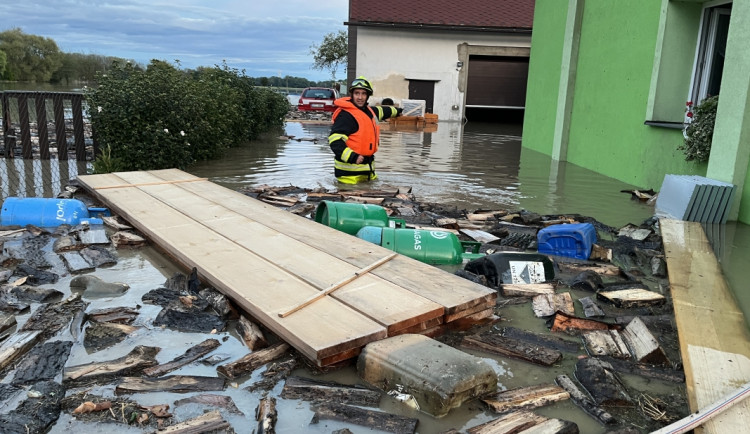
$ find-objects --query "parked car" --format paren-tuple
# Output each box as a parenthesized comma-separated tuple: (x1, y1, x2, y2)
(297, 87, 339, 112)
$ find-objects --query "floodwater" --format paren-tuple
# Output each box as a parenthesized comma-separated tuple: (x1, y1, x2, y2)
(3, 118, 749, 433)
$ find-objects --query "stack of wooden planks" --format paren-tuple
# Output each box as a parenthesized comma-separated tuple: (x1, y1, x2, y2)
(77, 169, 496, 366)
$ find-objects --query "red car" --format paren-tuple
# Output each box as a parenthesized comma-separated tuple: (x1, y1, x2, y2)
(297, 87, 340, 112)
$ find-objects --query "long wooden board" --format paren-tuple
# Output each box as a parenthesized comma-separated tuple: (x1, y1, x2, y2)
(107, 170, 444, 335)
(143, 169, 497, 317)
(661, 219, 750, 433)
(78, 173, 386, 364)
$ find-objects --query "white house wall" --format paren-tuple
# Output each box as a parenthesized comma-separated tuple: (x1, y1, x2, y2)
(354, 27, 531, 122)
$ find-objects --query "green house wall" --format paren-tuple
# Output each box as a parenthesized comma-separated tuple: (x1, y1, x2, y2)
(523, 0, 750, 223)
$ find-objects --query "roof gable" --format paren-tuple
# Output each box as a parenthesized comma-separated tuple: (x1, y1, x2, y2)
(349, 0, 535, 30)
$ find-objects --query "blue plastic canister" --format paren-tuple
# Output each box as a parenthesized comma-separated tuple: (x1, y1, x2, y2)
(537, 223, 597, 260)
(1, 197, 106, 227)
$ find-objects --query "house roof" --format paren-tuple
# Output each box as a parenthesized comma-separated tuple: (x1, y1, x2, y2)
(348, 0, 534, 31)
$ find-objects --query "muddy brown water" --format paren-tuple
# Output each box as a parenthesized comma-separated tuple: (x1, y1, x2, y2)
(2, 119, 749, 433)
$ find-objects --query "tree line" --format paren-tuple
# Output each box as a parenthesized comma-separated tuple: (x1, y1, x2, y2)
(0, 28, 336, 87)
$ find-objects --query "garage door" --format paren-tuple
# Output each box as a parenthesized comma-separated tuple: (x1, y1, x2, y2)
(466, 56, 529, 108)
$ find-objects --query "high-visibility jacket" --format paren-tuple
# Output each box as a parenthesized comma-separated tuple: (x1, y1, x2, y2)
(328, 98, 383, 184)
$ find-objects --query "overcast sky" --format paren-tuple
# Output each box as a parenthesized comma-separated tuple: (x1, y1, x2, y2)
(1, 0, 349, 81)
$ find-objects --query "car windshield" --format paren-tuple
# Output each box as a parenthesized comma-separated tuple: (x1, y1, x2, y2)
(303, 89, 334, 99)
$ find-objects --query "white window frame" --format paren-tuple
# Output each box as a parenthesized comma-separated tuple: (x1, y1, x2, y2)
(688, 1, 732, 106)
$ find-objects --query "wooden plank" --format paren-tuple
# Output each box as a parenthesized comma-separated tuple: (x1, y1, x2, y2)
(143, 338, 221, 377)
(461, 330, 562, 366)
(532, 292, 574, 317)
(109, 170, 443, 335)
(582, 330, 630, 359)
(597, 288, 666, 308)
(77, 173, 386, 365)
(555, 374, 615, 425)
(620, 316, 670, 366)
(481, 384, 569, 413)
(0, 330, 41, 371)
(502, 283, 555, 297)
(142, 169, 496, 316)
(115, 375, 226, 395)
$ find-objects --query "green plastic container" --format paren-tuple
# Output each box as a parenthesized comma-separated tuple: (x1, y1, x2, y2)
(314, 201, 405, 235)
(356, 226, 485, 265)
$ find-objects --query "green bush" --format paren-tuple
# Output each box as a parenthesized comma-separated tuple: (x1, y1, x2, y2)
(86, 60, 289, 172)
(680, 95, 718, 163)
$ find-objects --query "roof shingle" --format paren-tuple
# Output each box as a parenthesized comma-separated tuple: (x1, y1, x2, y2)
(349, 0, 535, 30)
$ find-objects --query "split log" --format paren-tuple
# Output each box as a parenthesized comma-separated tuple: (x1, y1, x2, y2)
(63, 345, 160, 386)
(461, 330, 562, 366)
(435, 218, 459, 230)
(574, 357, 633, 407)
(115, 375, 226, 395)
(87, 306, 140, 324)
(532, 293, 575, 317)
(217, 342, 290, 379)
(78, 226, 110, 245)
(281, 376, 381, 406)
(502, 283, 555, 298)
(481, 384, 570, 413)
(615, 314, 675, 332)
(158, 410, 230, 433)
(236, 315, 268, 350)
(582, 330, 630, 359)
(255, 396, 277, 434)
(20, 294, 87, 341)
(311, 402, 418, 434)
(500, 327, 582, 353)
(11, 340, 73, 385)
(467, 410, 578, 434)
(0, 330, 41, 371)
(83, 321, 138, 351)
(620, 317, 670, 366)
(597, 288, 666, 308)
(598, 356, 684, 383)
(102, 215, 132, 230)
(0, 312, 17, 335)
(110, 231, 147, 248)
(589, 243, 612, 262)
(555, 374, 615, 424)
(199, 287, 238, 319)
(550, 311, 620, 334)
(60, 252, 95, 273)
(557, 262, 621, 276)
(143, 338, 221, 377)
(578, 297, 605, 317)
(174, 394, 244, 415)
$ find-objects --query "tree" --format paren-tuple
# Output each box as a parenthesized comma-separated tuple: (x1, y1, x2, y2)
(0, 50, 6, 77)
(0, 28, 62, 81)
(310, 30, 347, 83)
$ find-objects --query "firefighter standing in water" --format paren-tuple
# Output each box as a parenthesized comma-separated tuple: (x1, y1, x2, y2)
(328, 76, 402, 184)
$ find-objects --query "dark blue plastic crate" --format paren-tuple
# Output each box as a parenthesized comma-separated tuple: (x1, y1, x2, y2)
(537, 223, 597, 260)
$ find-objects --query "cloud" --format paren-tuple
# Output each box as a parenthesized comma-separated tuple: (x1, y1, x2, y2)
(0, 0, 349, 80)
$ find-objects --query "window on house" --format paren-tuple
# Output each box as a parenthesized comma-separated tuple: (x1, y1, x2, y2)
(689, 3, 731, 105)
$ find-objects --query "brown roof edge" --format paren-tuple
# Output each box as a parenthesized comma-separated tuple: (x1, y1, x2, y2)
(345, 21, 532, 34)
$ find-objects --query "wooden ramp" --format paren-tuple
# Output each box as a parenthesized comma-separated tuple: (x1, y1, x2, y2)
(78, 169, 496, 366)
(661, 219, 750, 433)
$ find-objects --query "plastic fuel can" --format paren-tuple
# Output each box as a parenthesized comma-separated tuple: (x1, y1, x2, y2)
(1, 197, 107, 227)
(537, 222, 597, 260)
(315, 201, 405, 235)
(356, 226, 484, 265)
